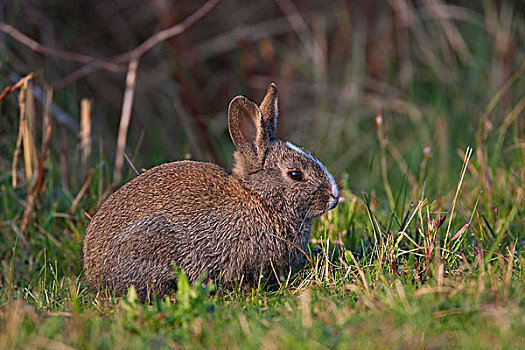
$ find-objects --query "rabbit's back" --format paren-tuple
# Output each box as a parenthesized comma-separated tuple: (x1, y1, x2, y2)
(83, 160, 256, 297)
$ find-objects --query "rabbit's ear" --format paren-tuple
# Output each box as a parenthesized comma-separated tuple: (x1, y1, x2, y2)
(228, 96, 269, 172)
(259, 83, 278, 140)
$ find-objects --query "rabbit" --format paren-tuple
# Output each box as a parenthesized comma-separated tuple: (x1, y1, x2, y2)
(82, 83, 339, 300)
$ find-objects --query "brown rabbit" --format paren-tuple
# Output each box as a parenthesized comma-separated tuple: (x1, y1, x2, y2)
(82, 84, 339, 300)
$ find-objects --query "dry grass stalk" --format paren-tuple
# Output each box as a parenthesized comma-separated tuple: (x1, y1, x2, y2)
(113, 58, 139, 185)
(388, 141, 418, 193)
(124, 153, 139, 176)
(375, 113, 395, 210)
(443, 146, 473, 249)
(81, 99, 92, 172)
(345, 248, 369, 294)
(11, 74, 34, 188)
(43, 88, 52, 141)
(8, 72, 79, 132)
(503, 240, 517, 298)
(21, 124, 52, 231)
(22, 83, 38, 182)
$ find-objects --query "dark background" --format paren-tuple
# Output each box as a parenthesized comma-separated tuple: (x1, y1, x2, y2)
(1, 0, 524, 195)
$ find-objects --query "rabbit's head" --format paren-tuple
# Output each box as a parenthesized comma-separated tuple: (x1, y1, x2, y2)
(229, 84, 339, 218)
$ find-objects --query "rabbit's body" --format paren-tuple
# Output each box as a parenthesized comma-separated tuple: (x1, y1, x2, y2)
(83, 84, 338, 300)
(84, 160, 312, 297)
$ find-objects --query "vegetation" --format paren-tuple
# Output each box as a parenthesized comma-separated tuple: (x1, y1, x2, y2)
(1, 0, 524, 348)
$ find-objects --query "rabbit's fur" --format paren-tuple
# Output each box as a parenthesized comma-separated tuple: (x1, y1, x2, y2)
(83, 84, 339, 300)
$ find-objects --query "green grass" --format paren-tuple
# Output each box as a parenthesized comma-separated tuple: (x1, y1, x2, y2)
(0, 140, 523, 348)
(1, 1, 525, 348)
(3, 273, 524, 349)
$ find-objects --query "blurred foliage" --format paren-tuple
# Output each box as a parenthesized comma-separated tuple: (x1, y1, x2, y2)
(0, 0, 523, 193)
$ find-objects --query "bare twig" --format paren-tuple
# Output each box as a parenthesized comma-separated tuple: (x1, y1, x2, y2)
(0, 73, 33, 101)
(113, 0, 221, 63)
(35, 125, 52, 196)
(71, 169, 94, 214)
(51, 0, 221, 89)
(53, 63, 103, 91)
(113, 58, 139, 184)
(0, 22, 121, 72)
(196, 16, 295, 59)
(59, 127, 71, 192)
(131, 128, 146, 165)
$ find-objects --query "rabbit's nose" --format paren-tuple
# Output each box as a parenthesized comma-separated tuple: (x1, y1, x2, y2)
(327, 194, 339, 210)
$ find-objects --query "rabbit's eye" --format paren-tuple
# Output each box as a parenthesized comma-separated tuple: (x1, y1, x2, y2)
(287, 170, 304, 181)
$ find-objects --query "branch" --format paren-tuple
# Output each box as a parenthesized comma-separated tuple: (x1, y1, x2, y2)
(0, 22, 121, 72)
(0, 72, 33, 101)
(113, 0, 221, 63)
(1, 0, 222, 89)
